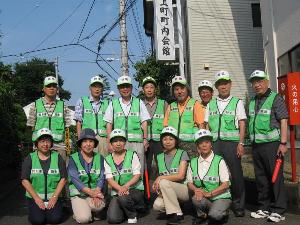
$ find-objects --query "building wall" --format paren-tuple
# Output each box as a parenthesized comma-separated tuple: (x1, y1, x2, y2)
(185, 0, 264, 100)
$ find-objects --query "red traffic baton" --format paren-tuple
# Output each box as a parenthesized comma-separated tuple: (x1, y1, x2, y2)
(144, 169, 151, 200)
(272, 153, 283, 184)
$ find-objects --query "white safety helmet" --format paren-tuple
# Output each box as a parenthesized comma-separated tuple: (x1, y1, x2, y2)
(171, 76, 187, 86)
(44, 76, 58, 86)
(215, 70, 231, 84)
(117, 76, 132, 86)
(194, 129, 213, 142)
(249, 70, 269, 82)
(90, 76, 104, 85)
(36, 128, 53, 140)
(110, 129, 127, 142)
(161, 126, 178, 138)
(198, 80, 213, 91)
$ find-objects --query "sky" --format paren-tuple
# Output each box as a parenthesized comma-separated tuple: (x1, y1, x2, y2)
(0, 0, 151, 105)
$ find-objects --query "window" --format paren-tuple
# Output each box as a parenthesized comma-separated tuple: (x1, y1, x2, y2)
(251, 3, 262, 27)
(291, 44, 300, 72)
(278, 53, 291, 76)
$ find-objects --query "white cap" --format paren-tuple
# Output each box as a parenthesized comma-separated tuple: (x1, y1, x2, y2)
(36, 128, 53, 140)
(117, 76, 132, 86)
(215, 70, 231, 83)
(90, 76, 104, 85)
(142, 76, 157, 86)
(198, 80, 213, 90)
(249, 70, 269, 81)
(194, 129, 213, 142)
(171, 76, 187, 86)
(44, 76, 58, 86)
(161, 126, 178, 138)
(110, 129, 126, 142)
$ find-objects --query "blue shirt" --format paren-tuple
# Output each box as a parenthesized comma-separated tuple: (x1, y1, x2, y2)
(74, 95, 103, 122)
(68, 151, 106, 191)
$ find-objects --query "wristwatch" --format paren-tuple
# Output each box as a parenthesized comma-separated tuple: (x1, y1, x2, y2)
(280, 142, 287, 145)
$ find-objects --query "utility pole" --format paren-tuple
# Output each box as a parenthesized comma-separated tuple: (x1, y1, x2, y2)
(120, 0, 129, 76)
(54, 57, 60, 99)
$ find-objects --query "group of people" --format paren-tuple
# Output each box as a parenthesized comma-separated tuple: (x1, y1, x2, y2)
(21, 69, 289, 225)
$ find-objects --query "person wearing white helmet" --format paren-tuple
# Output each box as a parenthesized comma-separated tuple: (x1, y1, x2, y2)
(187, 129, 231, 225)
(198, 80, 213, 108)
(104, 129, 144, 224)
(26, 76, 72, 160)
(204, 70, 247, 217)
(164, 75, 205, 158)
(21, 128, 67, 225)
(141, 76, 168, 178)
(248, 70, 288, 222)
(104, 75, 151, 173)
(74, 75, 109, 156)
(152, 126, 190, 225)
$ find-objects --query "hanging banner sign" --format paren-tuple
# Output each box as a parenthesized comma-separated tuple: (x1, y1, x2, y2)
(153, 0, 175, 61)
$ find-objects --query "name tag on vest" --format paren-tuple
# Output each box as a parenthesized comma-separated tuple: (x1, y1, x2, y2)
(115, 112, 124, 117)
(210, 111, 218, 116)
(128, 112, 139, 117)
(170, 168, 178, 173)
(192, 176, 201, 181)
(48, 169, 59, 174)
(259, 109, 271, 115)
(171, 107, 178, 111)
(90, 169, 100, 174)
(53, 112, 63, 117)
(78, 170, 87, 175)
(37, 112, 48, 117)
(120, 168, 132, 174)
(31, 169, 43, 174)
(84, 109, 94, 114)
(112, 171, 119, 176)
(223, 110, 234, 115)
(153, 114, 164, 119)
(203, 176, 219, 183)
(185, 106, 193, 111)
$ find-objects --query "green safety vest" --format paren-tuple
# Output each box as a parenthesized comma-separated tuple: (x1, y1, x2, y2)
(25, 151, 61, 201)
(112, 97, 143, 142)
(32, 98, 65, 142)
(208, 97, 240, 142)
(105, 150, 144, 196)
(82, 97, 109, 137)
(248, 91, 280, 143)
(168, 98, 198, 142)
(69, 152, 102, 197)
(147, 99, 165, 141)
(157, 149, 184, 176)
(190, 154, 231, 201)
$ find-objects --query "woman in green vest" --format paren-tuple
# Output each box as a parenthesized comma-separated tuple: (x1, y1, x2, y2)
(187, 129, 231, 225)
(104, 129, 145, 224)
(152, 126, 190, 225)
(68, 128, 106, 223)
(21, 128, 67, 225)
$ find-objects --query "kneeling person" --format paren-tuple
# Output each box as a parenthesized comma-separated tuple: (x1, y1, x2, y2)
(68, 128, 106, 223)
(187, 129, 231, 224)
(105, 129, 144, 224)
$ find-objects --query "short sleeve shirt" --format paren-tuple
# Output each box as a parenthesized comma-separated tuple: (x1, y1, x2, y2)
(163, 150, 190, 171)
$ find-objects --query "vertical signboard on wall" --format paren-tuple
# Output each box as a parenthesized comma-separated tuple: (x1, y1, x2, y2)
(153, 0, 175, 61)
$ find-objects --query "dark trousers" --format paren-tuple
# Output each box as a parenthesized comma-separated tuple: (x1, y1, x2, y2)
(213, 140, 245, 211)
(27, 198, 63, 225)
(146, 140, 163, 178)
(252, 142, 287, 214)
(107, 189, 144, 223)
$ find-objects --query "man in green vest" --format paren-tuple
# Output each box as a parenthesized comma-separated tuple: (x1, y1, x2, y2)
(141, 76, 167, 178)
(74, 75, 109, 156)
(164, 76, 205, 158)
(187, 129, 231, 225)
(104, 75, 150, 173)
(27, 76, 72, 160)
(248, 70, 288, 223)
(204, 70, 247, 217)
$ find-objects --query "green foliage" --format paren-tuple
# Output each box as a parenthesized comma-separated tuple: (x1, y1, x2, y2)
(133, 54, 179, 102)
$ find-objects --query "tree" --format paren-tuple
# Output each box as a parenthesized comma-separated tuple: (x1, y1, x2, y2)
(97, 73, 111, 99)
(134, 54, 179, 102)
(13, 58, 71, 106)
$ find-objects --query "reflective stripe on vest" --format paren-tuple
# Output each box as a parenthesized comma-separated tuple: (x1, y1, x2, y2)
(147, 99, 165, 141)
(208, 97, 240, 142)
(112, 97, 143, 142)
(82, 97, 109, 137)
(25, 151, 61, 201)
(32, 98, 65, 142)
(248, 91, 280, 143)
(168, 98, 198, 142)
(157, 149, 184, 176)
(105, 150, 144, 196)
(190, 155, 231, 201)
(69, 152, 102, 197)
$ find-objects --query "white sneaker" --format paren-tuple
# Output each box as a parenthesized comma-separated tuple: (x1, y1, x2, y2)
(250, 210, 270, 218)
(127, 217, 137, 224)
(267, 213, 285, 223)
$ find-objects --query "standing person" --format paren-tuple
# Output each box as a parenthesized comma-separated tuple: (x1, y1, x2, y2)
(74, 75, 109, 156)
(27, 76, 72, 160)
(152, 126, 190, 225)
(105, 129, 145, 224)
(104, 75, 150, 172)
(204, 70, 247, 217)
(248, 70, 288, 223)
(68, 128, 106, 223)
(21, 128, 67, 225)
(164, 76, 205, 158)
(141, 76, 168, 178)
(198, 80, 214, 109)
(187, 129, 231, 225)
